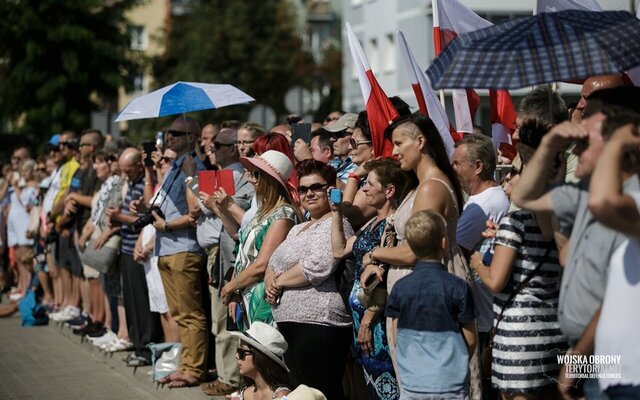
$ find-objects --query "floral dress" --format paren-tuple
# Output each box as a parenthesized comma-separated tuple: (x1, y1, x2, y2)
(234, 204, 299, 331)
(349, 218, 399, 400)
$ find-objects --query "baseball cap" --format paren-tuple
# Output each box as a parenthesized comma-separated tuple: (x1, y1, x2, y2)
(324, 113, 357, 133)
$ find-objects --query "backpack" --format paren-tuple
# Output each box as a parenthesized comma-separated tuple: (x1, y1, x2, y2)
(19, 289, 49, 327)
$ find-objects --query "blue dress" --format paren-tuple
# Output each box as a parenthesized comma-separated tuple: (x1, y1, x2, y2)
(349, 219, 399, 400)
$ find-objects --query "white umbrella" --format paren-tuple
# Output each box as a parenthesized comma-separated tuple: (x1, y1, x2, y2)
(115, 81, 255, 122)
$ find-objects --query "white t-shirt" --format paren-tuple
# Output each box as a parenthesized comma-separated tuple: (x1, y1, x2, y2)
(595, 192, 640, 390)
(41, 167, 62, 214)
(456, 185, 510, 333)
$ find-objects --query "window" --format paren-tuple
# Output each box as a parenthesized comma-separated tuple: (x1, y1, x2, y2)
(131, 72, 146, 94)
(128, 26, 147, 51)
(367, 37, 379, 72)
(383, 33, 395, 73)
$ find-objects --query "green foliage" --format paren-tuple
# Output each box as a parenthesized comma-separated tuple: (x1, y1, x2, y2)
(0, 0, 137, 138)
(148, 0, 319, 131)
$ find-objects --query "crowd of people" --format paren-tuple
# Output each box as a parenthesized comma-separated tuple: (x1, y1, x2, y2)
(1, 73, 639, 400)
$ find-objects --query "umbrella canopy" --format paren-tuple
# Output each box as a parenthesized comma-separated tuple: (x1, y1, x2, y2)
(115, 81, 255, 122)
(427, 10, 640, 90)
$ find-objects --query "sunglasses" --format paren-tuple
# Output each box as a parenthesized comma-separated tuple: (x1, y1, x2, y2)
(59, 141, 78, 149)
(214, 141, 236, 149)
(166, 129, 193, 137)
(237, 348, 253, 360)
(161, 156, 174, 163)
(297, 182, 328, 196)
(350, 138, 372, 149)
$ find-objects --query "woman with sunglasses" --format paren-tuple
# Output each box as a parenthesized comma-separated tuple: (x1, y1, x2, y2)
(228, 321, 293, 400)
(265, 159, 353, 400)
(339, 111, 380, 231)
(219, 150, 302, 332)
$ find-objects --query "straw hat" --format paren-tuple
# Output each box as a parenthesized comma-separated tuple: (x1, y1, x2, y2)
(240, 150, 292, 193)
(229, 321, 289, 371)
(285, 385, 327, 400)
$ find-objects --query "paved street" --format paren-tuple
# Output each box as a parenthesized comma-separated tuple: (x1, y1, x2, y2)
(0, 310, 213, 400)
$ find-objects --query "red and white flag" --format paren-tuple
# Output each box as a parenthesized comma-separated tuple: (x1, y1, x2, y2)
(432, 0, 517, 157)
(432, 0, 489, 135)
(396, 30, 456, 160)
(535, 0, 602, 14)
(345, 22, 398, 158)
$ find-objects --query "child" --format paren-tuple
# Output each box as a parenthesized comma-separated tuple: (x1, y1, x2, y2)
(386, 210, 477, 400)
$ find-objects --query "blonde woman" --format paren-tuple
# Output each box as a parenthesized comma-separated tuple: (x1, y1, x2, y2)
(219, 151, 301, 331)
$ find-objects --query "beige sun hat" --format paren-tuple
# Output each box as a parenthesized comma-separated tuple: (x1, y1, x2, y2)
(229, 321, 289, 372)
(240, 150, 293, 193)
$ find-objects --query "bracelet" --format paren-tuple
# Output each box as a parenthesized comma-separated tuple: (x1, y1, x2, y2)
(348, 173, 360, 183)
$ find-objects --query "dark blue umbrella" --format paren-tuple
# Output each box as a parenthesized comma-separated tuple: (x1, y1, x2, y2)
(427, 10, 640, 90)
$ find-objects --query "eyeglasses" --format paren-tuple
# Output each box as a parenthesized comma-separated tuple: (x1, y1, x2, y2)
(214, 141, 236, 149)
(166, 129, 192, 137)
(297, 183, 328, 196)
(79, 143, 92, 148)
(236, 140, 255, 146)
(59, 141, 77, 148)
(11, 156, 22, 161)
(350, 138, 372, 149)
(161, 156, 174, 163)
(236, 348, 253, 360)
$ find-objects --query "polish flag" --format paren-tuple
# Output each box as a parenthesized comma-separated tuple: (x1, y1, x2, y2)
(490, 90, 517, 160)
(396, 30, 456, 161)
(535, 0, 602, 14)
(432, 0, 489, 135)
(432, 0, 517, 158)
(346, 22, 398, 158)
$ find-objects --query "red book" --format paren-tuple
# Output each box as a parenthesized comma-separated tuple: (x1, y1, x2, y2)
(198, 170, 235, 195)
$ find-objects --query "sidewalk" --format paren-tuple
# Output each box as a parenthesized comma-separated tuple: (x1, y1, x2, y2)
(0, 310, 218, 400)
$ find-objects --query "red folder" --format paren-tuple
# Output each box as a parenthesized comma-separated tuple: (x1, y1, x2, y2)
(198, 170, 235, 195)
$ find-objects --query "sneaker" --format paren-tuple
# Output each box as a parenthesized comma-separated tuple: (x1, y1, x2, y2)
(8, 292, 23, 302)
(127, 355, 151, 367)
(89, 331, 117, 346)
(105, 338, 133, 352)
(52, 306, 80, 322)
(66, 313, 89, 328)
(73, 322, 105, 336)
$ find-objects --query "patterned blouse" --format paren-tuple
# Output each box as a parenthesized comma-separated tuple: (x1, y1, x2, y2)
(269, 217, 354, 327)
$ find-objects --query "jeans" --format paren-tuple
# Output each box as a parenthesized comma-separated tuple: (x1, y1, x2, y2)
(585, 378, 610, 400)
(606, 385, 640, 400)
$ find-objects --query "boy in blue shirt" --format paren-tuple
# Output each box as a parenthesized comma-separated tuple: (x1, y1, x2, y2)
(386, 210, 477, 400)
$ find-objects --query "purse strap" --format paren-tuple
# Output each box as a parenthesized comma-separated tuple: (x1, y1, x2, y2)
(493, 242, 554, 332)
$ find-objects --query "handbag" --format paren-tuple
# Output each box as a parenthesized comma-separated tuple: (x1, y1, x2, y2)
(19, 289, 48, 327)
(148, 342, 181, 382)
(482, 243, 553, 380)
(81, 224, 120, 273)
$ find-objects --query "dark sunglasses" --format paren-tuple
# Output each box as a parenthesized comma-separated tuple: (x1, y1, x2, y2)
(237, 348, 253, 360)
(297, 183, 328, 196)
(161, 156, 174, 163)
(166, 129, 193, 137)
(350, 138, 372, 149)
(236, 140, 255, 146)
(59, 141, 78, 149)
(214, 141, 236, 149)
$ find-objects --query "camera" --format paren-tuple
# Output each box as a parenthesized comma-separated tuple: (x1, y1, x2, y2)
(518, 120, 550, 149)
(131, 206, 164, 232)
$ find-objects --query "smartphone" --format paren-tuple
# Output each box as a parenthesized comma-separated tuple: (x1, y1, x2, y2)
(329, 188, 343, 204)
(141, 141, 156, 167)
(290, 123, 312, 147)
(363, 273, 381, 295)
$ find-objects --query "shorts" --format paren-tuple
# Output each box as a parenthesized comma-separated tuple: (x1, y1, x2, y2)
(57, 235, 84, 278)
(82, 263, 100, 279)
(100, 262, 122, 298)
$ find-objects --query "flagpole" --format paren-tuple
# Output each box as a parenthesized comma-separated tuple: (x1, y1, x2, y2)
(439, 89, 446, 109)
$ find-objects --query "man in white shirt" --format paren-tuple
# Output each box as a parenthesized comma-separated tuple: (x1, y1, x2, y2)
(452, 133, 510, 377)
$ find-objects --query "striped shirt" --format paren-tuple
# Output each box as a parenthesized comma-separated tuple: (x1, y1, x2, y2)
(120, 176, 145, 255)
(491, 211, 568, 392)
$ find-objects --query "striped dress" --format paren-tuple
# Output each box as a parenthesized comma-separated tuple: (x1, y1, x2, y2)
(491, 211, 568, 393)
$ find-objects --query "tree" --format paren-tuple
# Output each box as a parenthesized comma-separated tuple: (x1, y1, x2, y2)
(0, 0, 137, 139)
(148, 0, 317, 129)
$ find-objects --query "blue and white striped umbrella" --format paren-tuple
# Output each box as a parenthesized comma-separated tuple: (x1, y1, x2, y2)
(115, 81, 255, 122)
(427, 10, 640, 90)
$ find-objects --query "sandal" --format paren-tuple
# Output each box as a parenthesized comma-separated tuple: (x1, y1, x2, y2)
(201, 379, 236, 396)
(157, 371, 182, 384)
(168, 376, 200, 389)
